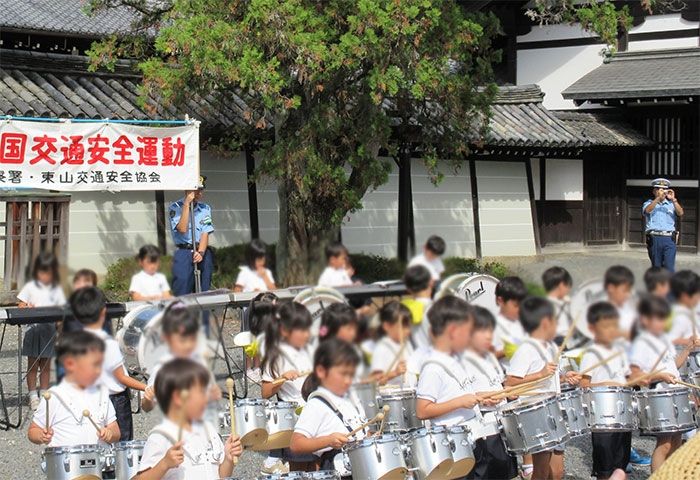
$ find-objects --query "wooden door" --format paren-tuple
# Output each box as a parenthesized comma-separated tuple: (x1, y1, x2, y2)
(584, 156, 625, 244)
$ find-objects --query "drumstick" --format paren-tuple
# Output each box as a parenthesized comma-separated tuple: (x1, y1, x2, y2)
(42, 392, 51, 433)
(177, 389, 189, 443)
(624, 369, 663, 387)
(271, 370, 313, 386)
(479, 377, 550, 400)
(554, 318, 578, 364)
(579, 351, 623, 376)
(492, 376, 554, 400)
(377, 405, 390, 436)
(385, 342, 407, 376)
(225, 378, 239, 465)
(82, 409, 101, 433)
(346, 412, 384, 437)
(674, 380, 700, 391)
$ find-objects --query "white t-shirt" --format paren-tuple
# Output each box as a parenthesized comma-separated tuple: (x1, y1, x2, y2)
(262, 343, 314, 405)
(33, 380, 116, 448)
(234, 266, 275, 293)
(317, 267, 352, 288)
(129, 270, 170, 297)
(409, 298, 433, 350)
(85, 328, 126, 395)
(630, 331, 679, 380)
(294, 386, 367, 456)
(493, 313, 525, 366)
(579, 344, 630, 384)
(461, 350, 505, 411)
(669, 304, 698, 342)
(138, 418, 225, 480)
(371, 336, 417, 387)
(17, 280, 66, 329)
(408, 253, 444, 281)
(507, 337, 562, 393)
(549, 296, 573, 338)
(416, 349, 476, 426)
(614, 300, 638, 337)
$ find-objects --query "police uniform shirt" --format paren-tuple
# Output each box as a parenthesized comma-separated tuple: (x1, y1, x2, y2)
(234, 266, 275, 293)
(416, 348, 477, 426)
(580, 344, 630, 384)
(129, 270, 171, 298)
(629, 331, 679, 380)
(169, 199, 215, 245)
(261, 343, 314, 406)
(643, 198, 677, 233)
(294, 386, 367, 456)
(138, 418, 224, 480)
(507, 337, 561, 393)
(33, 380, 116, 448)
(371, 336, 417, 387)
(668, 304, 697, 342)
(86, 328, 127, 395)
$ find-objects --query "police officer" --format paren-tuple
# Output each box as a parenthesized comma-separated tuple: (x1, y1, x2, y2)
(169, 174, 214, 296)
(643, 178, 684, 273)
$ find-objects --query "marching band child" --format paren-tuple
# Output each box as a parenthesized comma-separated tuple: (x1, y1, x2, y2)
(18, 252, 66, 411)
(234, 239, 276, 293)
(71, 286, 146, 441)
(401, 264, 434, 350)
(408, 235, 446, 281)
(142, 302, 219, 413)
(242, 291, 278, 382)
(261, 301, 315, 472)
(28, 331, 119, 447)
(604, 266, 637, 341)
(290, 338, 367, 475)
(461, 306, 517, 480)
(493, 276, 528, 366)
(579, 301, 635, 480)
(644, 266, 671, 299)
(318, 242, 356, 288)
(318, 303, 366, 379)
(129, 244, 173, 301)
(668, 270, 700, 344)
(370, 301, 416, 386)
(504, 296, 580, 480)
(135, 358, 243, 479)
(542, 266, 573, 346)
(629, 295, 699, 472)
(416, 296, 498, 432)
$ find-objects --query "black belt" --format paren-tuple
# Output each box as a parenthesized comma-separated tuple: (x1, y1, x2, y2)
(648, 231, 674, 237)
(176, 243, 194, 249)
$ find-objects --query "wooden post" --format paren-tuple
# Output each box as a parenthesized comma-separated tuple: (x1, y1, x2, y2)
(155, 191, 167, 255)
(469, 157, 482, 259)
(397, 146, 414, 263)
(525, 158, 542, 255)
(245, 144, 260, 240)
(4, 202, 14, 291)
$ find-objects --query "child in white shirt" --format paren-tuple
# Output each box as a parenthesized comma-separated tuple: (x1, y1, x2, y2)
(492, 276, 528, 366)
(318, 303, 366, 381)
(542, 266, 574, 344)
(505, 297, 580, 480)
(629, 295, 699, 473)
(604, 265, 637, 340)
(129, 245, 173, 301)
(318, 242, 355, 288)
(234, 239, 276, 293)
(408, 235, 446, 281)
(401, 264, 434, 350)
(461, 306, 517, 480)
(71, 287, 146, 441)
(370, 301, 416, 387)
(668, 270, 700, 344)
(29, 331, 119, 447)
(291, 338, 368, 476)
(135, 358, 242, 480)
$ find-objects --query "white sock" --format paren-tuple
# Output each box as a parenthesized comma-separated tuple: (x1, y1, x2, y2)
(522, 463, 533, 475)
(28, 390, 38, 399)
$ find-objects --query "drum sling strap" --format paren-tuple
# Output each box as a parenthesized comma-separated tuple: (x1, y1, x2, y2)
(521, 338, 560, 393)
(584, 346, 617, 377)
(462, 351, 504, 387)
(150, 422, 222, 464)
(421, 359, 489, 425)
(48, 385, 110, 425)
(307, 392, 352, 472)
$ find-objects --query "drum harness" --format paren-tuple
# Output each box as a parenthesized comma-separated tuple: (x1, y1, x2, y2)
(584, 345, 623, 378)
(47, 384, 110, 428)
(150, 421, 223, 465)
(306, 391, 354, 473)
(520, 338, 561, 394)
(637, 334, 676, 388)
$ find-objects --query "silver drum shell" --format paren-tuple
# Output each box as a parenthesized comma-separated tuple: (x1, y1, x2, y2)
(114, 440, 146, 480)
(497, 394, 570, 455)
(559, 385, 590, 438)
(42, 444, 104, 480)
(351, 382, 380, 432)
(582, 386, 637, 432)
(410, 427, 455, 480)
(343, 433, 408, 480)
(378, 388, 422, 432)
(636, 387, 696, 434)
(232, 398, 269, 447)
(446, 425, 475, 478)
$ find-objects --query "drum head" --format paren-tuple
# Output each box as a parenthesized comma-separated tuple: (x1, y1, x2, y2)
(435, 274, 472, 300)
(435, 273, 499, 316)
(448, 458, 476, 479)
(251, 431, 293, 451)
(293, 287, 347, 336)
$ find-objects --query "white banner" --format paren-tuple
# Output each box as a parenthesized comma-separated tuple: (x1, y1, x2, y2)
(0, 120, 200, 191)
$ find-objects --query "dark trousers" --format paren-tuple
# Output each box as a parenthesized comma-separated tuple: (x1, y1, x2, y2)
(110, 389, 133, 442)
(591, 431, 631, 479)
(172, 248, 212, 334)
(467, 434, 518, 480)
(647, 234, 677, 273)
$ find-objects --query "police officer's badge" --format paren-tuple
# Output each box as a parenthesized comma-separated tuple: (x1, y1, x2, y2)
(201, 216, 212, 225)
(170, 209, 176, 218)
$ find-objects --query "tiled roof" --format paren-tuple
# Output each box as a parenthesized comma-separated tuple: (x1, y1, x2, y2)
(0, 0, 139, 37)
(562, 48, 700, 103)
(0, 49, 250, 139)
(554, 111, 654, 148)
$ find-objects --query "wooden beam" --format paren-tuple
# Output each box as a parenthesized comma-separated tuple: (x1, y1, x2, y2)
(245, 144, 260, 240)
(155, 190, 166, 254)
(396, 146, 414, 263)
(525, 158, 542, 255)
(469, 157, 482, 259)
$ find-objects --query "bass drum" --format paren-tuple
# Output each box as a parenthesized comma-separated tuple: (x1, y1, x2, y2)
(116, 304, 207, 376)
(435, 273, 499, 316)
(293, 287, 347, 337)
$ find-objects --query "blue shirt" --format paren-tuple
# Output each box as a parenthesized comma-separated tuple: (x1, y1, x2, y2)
(169, 198, 215, 245)
(643, 198, 676, 232)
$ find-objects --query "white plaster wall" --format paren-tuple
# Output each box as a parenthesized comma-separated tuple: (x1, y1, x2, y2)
(545, 159, 583, 201)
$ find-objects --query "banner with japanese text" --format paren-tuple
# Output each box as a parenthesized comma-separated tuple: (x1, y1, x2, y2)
(0, 120, 199, 191)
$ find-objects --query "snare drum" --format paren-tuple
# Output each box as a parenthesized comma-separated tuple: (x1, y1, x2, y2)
(445, 425, 475, 479)
(410, 426, 455, 480)
(252, 401, 298, 451)
(255, 473, 306, 480)
(678, 345, 700, 380)
(583, 386, 637, 432)
(42, 444, 104, 480)
(636, 387, 696, 434)
(304, 472, 341, 479)
(378, 388, 422, 432)
(497, 394, 569, 455)
(559, 384, 590, 438)
(229, 398, 268, 447)
(344, 433, 408, 480)
(114, 440, 145, 480)
(351, 382, 380, 431)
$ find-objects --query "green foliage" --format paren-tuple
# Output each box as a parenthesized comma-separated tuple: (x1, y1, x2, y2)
(349, 254, 407, 285)
(526, 282, 548, 297)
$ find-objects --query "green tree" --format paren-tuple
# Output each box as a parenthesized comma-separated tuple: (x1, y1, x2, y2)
(88, 0, 500, 284)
